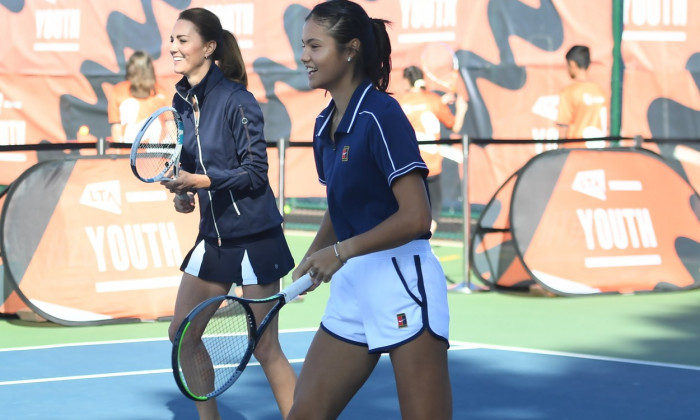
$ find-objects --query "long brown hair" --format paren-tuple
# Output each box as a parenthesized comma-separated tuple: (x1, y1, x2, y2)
(126, 50, 156, 98)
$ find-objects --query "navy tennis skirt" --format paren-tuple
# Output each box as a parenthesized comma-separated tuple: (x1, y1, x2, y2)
(180, 225, 295, 285)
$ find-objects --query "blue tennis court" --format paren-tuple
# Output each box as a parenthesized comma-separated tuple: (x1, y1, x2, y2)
(2, 328, 699, 419)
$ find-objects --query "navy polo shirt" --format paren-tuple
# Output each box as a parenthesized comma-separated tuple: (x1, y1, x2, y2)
(313, 80, 430, 242)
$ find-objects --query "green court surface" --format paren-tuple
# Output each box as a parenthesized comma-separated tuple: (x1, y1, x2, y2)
(2, 232, 700, 370)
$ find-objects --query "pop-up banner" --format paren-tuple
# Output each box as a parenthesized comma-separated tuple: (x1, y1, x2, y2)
(0, 156, 199, 325)
(473, 148, 700, 295)
(471, 173, 532, 291)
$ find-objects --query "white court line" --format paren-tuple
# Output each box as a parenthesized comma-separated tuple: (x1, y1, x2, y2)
(451, 340, 700, 372)
(0, 369, 174, 386)
(2, 336, 699, 386)
(0, 328, 318, 352)
(0, 329, 318, 386)
(0, 358, 308, 386)
(0, 337, 168, 352)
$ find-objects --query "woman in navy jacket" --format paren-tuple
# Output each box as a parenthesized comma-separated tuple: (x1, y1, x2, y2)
(162, 8, 296, 420)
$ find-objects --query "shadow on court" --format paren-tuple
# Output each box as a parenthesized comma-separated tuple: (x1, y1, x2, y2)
(626, 302, 700, 366)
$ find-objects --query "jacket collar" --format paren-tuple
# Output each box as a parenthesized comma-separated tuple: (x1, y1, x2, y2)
(175, 64, 225, 103)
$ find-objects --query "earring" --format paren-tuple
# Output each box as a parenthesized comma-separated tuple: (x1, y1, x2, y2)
(204, 55, 209, 60)
(347, 56, 352, 62)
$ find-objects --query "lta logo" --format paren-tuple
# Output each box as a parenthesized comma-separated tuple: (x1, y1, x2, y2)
(81, 181, 122, 214)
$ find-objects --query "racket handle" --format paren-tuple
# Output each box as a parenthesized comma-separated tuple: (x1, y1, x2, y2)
(281, 274, 313, 303)
(176, 193, 190, 201)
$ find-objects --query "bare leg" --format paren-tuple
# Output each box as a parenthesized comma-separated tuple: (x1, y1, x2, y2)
(169, 273, 230, 420)
(243, 282, 297, 418)
(390, 330, 452, 420)
(287, 329, 380, 420)
(175, 300, 219, 403)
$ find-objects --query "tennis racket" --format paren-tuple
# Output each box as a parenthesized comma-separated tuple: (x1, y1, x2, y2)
(172, 273, 313, 401)
(129, 106, 188, 199)
(420, 42, 468, 100)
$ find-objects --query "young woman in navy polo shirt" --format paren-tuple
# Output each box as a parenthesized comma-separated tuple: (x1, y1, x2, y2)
(160, 8, 296, 420)
(289, 1, 452, 419)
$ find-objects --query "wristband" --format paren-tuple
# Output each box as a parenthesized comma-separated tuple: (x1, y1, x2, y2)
(333, 242, 345, 265)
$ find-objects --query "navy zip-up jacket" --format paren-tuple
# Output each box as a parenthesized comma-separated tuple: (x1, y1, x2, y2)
(173, 65, 283, 242)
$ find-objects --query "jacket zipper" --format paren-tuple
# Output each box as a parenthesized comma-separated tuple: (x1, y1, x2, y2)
(191, 95, 224, 247)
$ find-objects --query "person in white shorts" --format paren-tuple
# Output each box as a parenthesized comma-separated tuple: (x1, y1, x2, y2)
(288, 1, 452, 419)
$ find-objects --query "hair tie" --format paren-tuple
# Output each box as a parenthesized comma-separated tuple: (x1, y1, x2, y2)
(414, 79, 426, 89)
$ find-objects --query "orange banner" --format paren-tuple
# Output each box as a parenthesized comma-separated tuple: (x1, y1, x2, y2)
(0, 0, 617, 204)
(1, 156, 199, 324)
(475, 148, 700, 294)
(513, 148, 700, 295)
(620, 0, 700, 138)
(0, 1, 697, 232)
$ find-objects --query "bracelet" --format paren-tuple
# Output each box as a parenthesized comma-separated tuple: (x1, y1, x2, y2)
(333, 242, 345, 265)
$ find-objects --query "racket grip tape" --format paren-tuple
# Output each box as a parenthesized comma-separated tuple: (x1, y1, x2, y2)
(281, 274, 313, 303)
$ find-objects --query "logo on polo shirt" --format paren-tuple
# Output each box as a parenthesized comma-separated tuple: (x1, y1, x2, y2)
(397, 313, 408, 328)
(341, 145, 350, 162)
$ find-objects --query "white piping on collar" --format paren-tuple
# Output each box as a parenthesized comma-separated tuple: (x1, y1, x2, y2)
(314, 83, 373, 137)
(347, 84, 372, 131)
(316, 106, 333, 137)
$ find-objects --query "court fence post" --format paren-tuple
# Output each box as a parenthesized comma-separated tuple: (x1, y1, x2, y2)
(462, 134, 471, 289)
(277, 137, 286, 219)
(96, 137, 106, 155)
(278, 136, 287, 290)
(634, 134, 643, 148)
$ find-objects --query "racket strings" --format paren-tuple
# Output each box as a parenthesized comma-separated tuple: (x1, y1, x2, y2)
(133, 111, 179, 179)
(179, 299, 254, 397)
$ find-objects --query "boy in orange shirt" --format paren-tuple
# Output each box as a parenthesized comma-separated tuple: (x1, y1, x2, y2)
(556, 45, 607, 147)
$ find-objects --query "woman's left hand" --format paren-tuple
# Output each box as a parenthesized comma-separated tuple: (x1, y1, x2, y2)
(173, 192, 196, 213)
(297, 245, 344, 289)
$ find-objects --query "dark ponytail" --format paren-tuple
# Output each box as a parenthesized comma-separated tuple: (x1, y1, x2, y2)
(306, 0, 392, 92)
(369, 18, 391, 92)
(178, 7, 248, 86)
(216, 31, 248, 86)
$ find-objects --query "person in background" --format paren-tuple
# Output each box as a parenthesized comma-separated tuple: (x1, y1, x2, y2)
(289, 1, 452, 419)
(556, 45, 607, 148)
(160, 8, 296, 420)
(107, 50, 169, 143)
(399, 65, 467, 236)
